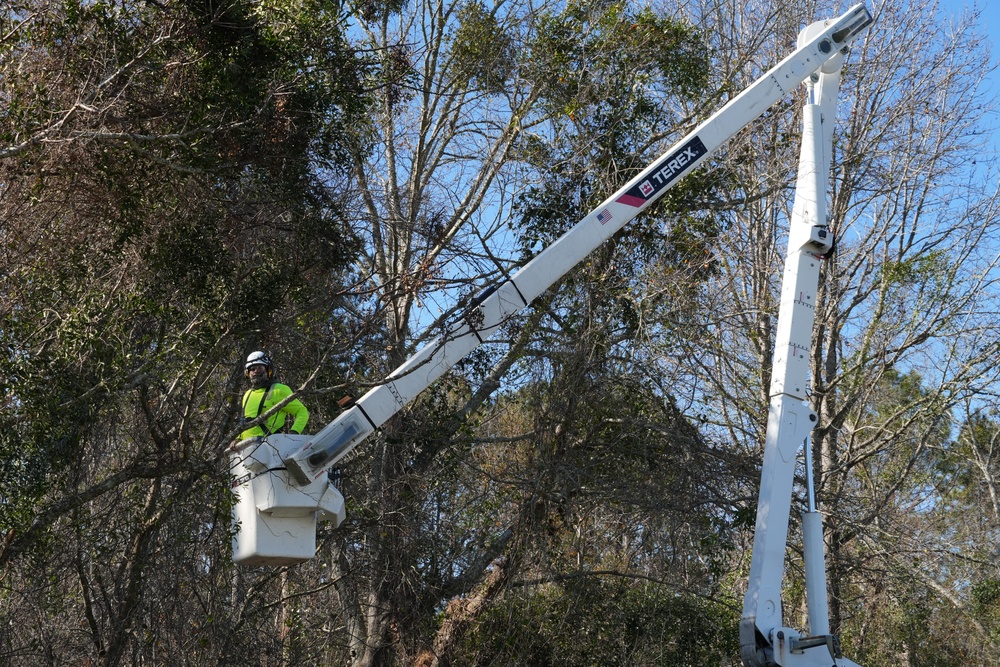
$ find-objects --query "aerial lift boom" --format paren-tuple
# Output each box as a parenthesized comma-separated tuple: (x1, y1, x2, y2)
(739, 20, 859, 667)
(231, 6, 872, 664)
(280, 4, 872, 487)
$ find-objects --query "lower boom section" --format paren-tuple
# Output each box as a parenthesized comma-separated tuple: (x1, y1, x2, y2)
(741, 619, 862, 667)
(739, 394, 862, 667)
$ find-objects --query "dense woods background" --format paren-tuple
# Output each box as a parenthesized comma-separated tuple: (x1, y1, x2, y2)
(2, 0, 999, 665)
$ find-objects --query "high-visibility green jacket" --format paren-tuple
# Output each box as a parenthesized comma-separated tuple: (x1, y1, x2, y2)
(240, 382, 309, 440)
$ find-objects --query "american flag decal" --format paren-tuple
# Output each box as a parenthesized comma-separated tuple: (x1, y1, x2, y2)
(596, 208, 613, 224)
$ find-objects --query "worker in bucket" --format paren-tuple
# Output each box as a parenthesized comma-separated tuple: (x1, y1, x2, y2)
(238, 351, 309, 442)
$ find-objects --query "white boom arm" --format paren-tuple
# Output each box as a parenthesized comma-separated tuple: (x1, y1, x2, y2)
(739, 20, 860, 667)
(283, 4, 873, 489)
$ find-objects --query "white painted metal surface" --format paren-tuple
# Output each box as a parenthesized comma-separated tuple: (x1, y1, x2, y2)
(230, 434, 345, 566)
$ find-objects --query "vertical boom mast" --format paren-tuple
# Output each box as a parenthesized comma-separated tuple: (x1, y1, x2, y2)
(739, 19, 861, 667)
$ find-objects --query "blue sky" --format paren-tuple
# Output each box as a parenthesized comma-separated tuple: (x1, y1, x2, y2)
(968, 0, 1000, 64)
(949, 0, 1000, 59)
(940, 0, 1000, 159)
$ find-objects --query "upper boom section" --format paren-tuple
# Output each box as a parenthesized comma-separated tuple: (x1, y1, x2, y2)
(283, 4, 873, 486)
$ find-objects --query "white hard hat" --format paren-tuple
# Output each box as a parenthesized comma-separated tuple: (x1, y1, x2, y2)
(245, 351, 273, 377)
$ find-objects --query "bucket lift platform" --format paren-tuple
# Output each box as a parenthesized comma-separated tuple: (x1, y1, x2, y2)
(230, 434, 345, 566)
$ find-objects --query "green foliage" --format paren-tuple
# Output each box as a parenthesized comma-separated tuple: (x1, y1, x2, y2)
(455, 580, 739, 666)
(451, 0, 515, 94)
(376, 42, 417, 110)
(934, 413, 996, 508)
(844, 581, 982, 667)
(974, 579, 1000, 642)
(513, 0, 720, 307)
(878, 250, 949, 288)
(525, 0, 709, 119)
(356, 0, 406, 22)
(0, 265, 153, 528)
(0, 6, 367, 665)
